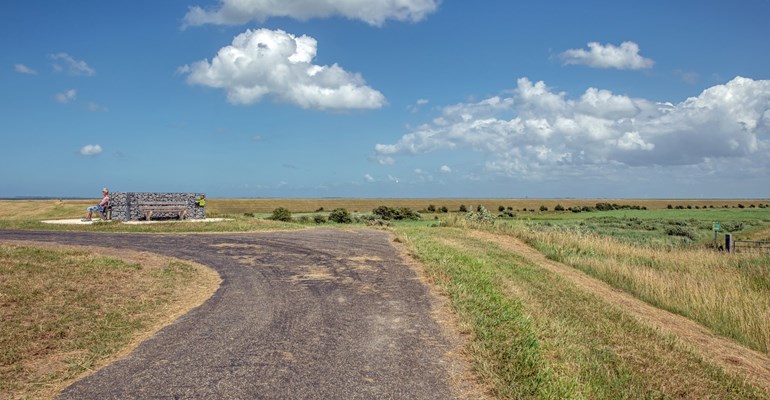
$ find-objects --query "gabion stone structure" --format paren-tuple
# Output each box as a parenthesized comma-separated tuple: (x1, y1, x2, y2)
(109, 192, 206, 221)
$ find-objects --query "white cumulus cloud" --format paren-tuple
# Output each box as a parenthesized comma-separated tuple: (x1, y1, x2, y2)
(183, 0, 439, 27)
(80, 144, 103, 156)
(375, 76, 770, 181)
(440, 165, 451, 173)
(180, 28, 386, 110)
(55, 89, 77, 104)
(364, 173, 375, 182)
(559, 41, 654, 70)
(50, 53, 95, 76)
(14, 64, 37, 75)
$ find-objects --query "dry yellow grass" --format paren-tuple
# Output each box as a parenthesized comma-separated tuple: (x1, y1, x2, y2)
(0, 241, 221, 400)
(501, 224, 770, 356)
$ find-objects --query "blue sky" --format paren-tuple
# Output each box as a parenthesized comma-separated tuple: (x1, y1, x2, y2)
(2, 1, 769, 198)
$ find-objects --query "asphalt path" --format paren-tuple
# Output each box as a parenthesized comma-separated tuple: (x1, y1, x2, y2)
(1, 228, 461, 399)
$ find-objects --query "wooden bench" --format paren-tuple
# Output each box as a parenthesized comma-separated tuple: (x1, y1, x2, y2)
(137, 202, 188, 221)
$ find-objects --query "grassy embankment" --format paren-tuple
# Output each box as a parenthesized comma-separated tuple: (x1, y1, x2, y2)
(0, 243, 220, 400)
(390, 205, 770, 397)
(395, 224, 768, 398)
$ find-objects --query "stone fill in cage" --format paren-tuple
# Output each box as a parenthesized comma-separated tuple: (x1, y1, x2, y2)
(108, 192, 206, 221)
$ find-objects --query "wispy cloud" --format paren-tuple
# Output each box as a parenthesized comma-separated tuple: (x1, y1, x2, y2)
(84, 102, 108, 112)
(180, 28, 385, 110)
(183, 0, 439, 28)
(79, 144, 103, 156)
(14, 64, 37, 75)
(50, 53, 95, 76)
(54, 89, 77, 104)
(559, 41, 654, 70)
(408, 98, 429, 112)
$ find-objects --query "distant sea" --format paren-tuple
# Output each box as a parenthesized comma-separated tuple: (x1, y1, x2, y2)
(0, 196, 90, 200)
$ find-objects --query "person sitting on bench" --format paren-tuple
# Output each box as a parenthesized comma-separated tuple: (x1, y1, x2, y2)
(82, 187, 110, 222)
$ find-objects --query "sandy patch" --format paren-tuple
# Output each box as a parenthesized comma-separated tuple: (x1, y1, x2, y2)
(41, 218, 231, 225)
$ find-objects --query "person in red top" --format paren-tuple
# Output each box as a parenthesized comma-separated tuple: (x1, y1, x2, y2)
(82, 188, 110, 221)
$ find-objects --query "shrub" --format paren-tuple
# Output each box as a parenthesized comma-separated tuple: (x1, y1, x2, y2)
(328, 208, 352, 223)
(465, 205, 495, 224)
(269, 207, 292, 222)
(315, 207, 324, 212)
(498, 205, 505, 212)
(666, 226, 697, 241)
(313, 215, 327, 224)
(244, 212, 255, 217)
(738, 204, 745, 209)
(539, 205, 548, 212)
(554, 204, 564, 211)
(667, 204, 673, 209)
(426, 204, 436, 213)
(499, 209, 515, 218)
(396, 207, 421, 220)
(595, 202, 614, 211)
(439, 206, 448, 213)
(296, 215, 311, 223)
(459, 204, 468, 212)
(372, 206, 421, 221)
(372, 205, 395, 220)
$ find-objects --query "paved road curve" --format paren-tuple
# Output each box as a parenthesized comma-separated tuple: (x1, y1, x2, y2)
(1, 229, 459, 399)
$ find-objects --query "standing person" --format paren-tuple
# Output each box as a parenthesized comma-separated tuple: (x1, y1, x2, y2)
(83, 188, 110, 221)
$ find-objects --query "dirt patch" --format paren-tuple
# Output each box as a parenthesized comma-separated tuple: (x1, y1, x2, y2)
(467, 230, 770, 393)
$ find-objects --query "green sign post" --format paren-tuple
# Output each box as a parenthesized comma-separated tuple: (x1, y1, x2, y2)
(713, 221, 720, 247)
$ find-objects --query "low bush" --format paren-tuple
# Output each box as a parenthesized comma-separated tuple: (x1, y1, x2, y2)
(269, 207, 292, 222)
(313, 215, 327, 224)
(465, 205, 495, 224)
(328, 208, 352, 224)
(372, 206, 421, 221)
(499, 209, 516, 218)
(666, 226, 697, 241)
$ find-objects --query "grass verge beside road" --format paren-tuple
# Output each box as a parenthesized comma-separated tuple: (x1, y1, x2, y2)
(0, 243, 220, 400)
(396, 225, 769, 398)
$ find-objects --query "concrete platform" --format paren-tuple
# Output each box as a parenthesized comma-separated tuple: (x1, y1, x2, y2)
(41, 218, 229, 225)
